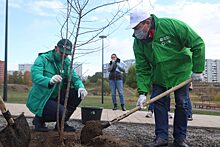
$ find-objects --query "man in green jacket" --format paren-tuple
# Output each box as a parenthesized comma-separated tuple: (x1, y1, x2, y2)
(26, 39, 87, 132)
(128, 9, 205, 147)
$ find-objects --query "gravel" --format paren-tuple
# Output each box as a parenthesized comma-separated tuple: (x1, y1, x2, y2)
(0, 117, 220, 147)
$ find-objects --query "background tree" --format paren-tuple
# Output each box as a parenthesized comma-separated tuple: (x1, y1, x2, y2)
(23, 71, 32, 86)
(125, 64, 137, 89)
(17, 72, 23, 84)
(88, 72, 102, 83)
(103, 79, 110, 95)
(8, 71, 23, 84)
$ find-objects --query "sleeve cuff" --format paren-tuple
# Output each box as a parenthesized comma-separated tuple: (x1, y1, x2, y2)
(48, 82, 54, 89)
(139, 92, 147, 96)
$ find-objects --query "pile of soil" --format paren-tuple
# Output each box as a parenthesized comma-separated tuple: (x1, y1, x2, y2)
(0, 117, 220, 147)
(80, 120, 103, 145)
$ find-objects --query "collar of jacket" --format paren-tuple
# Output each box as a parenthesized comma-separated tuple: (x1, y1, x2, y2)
(38, 50, 70, 64)
(38, 50, 54, 62)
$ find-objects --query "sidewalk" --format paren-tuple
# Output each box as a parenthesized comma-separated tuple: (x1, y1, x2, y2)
(4, 103, 220, 128)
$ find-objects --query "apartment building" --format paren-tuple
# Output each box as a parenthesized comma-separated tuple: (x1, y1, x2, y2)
(204, 59, 220, 82)
(18, 64, 32, 74)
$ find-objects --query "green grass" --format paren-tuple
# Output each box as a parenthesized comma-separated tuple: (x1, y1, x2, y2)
(169, 108, 220, 116)
(0, 89, 28, 104)
(192, 109, 220, 116)
(1, 87, 220, 116)
(80, 95, 137, 110)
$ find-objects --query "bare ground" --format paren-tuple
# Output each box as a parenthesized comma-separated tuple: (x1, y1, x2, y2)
(0, 117, 220, 147)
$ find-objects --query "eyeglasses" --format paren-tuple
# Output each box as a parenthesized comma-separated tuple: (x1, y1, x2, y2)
(111, 56, 116, 59)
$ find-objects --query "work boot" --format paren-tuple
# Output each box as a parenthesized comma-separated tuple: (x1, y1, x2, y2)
(32, 116, 49, 132)
(121, 104, 126, 111)
(146, 137, 168, 147)
(145, 110, 153, 118)
(54, 122, 76, 132)
(173, 139, 189, 147)
(112, 104, 117, 110)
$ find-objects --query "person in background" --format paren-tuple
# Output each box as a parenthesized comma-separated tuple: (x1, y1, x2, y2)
(108, 53, 126, 111)
(26, 39, 87, 132)
(187, 82, 193, 121)
(128, 9, 205, 147)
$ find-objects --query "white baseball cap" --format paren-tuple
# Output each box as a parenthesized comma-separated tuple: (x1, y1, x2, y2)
(127, 9, 150, 29)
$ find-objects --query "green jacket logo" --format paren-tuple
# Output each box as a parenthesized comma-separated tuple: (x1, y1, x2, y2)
(160, 36, 171, 46)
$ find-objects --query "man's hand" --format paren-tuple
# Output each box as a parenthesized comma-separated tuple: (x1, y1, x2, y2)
(50, 75, 62, 85)
(78, 88, 88, 100)
(192, 73, 203, 81)
(136, 95, 146, 108)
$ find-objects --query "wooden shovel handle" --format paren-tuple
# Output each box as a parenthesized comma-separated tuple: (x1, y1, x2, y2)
(0, 96, 15, 125)
(109, 78, 193, 125)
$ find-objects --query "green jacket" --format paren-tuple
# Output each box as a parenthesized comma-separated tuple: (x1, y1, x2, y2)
(133, 15, 205, 94)
(26, 50, 85, 117)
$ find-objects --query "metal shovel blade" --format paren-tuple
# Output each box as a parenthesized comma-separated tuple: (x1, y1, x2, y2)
(0, 113, 31, 147)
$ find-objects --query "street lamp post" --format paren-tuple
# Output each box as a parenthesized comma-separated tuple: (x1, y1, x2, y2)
(3, 0, 8, 101)
(99, 35, 107, 104)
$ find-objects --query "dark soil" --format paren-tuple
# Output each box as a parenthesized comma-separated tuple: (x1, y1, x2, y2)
(0, 117, 220, 147)
(80, 120, 103, 145)
(0, 113, 31, 147)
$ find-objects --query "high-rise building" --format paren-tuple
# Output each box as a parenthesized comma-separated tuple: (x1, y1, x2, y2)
(18, 63, 83, 78)
(204, 59, 220, 82)
(18, 64, 32, 74)
(0, 60, 4, 82)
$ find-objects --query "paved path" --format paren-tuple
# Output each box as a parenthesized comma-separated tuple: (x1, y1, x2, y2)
(4, 103, 220, 128)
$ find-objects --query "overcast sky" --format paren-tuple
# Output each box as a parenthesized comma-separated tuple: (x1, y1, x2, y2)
(0, 0, 220, 76)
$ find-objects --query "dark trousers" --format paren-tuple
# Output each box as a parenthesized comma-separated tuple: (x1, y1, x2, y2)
(152, 83, 189, 141)
(42, 88, 81, 122)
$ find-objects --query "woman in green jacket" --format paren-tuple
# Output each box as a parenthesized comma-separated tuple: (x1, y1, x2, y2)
(128, 9, 205, 147)
(26, 39, 87, 132)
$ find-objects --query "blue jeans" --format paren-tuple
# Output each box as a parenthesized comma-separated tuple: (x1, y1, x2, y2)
(152, 83, 189, 141)
(42, 88, 81, 122)
(109, 80, 125, 105)
(148, 95, 171, 112)
(148, 94, 192, 116)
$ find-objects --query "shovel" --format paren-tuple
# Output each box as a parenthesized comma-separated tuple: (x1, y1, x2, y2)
(0, 96, 31, 147)
(80, 78, 192, 144)
(102, 78, 192, 128)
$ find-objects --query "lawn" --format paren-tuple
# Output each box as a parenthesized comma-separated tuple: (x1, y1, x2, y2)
(80, 95, 137, 110)
(1, 87, 220, 116)
(0, 89, 28, 104)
